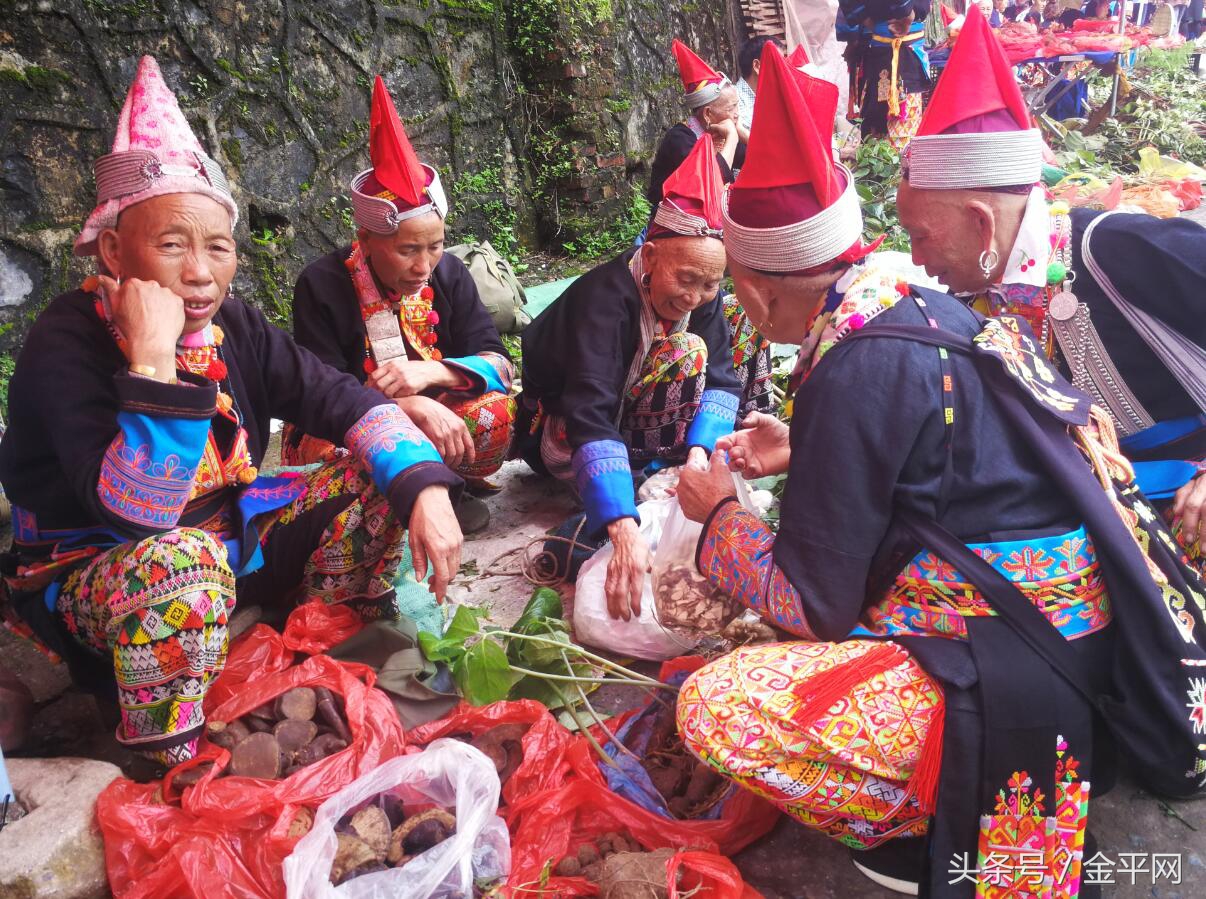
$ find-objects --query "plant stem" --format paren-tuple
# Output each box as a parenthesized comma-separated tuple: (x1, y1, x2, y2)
(550, 683, 618, 769)
(507, 663, 675, 690)
(561, 649, 643, 764)
(491, 630, 666, 686)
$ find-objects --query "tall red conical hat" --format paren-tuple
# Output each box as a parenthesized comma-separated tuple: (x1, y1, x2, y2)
(724, 44, 879, 273)
(786, 43, 810, 68)
(350, 76, 448, 233)
(649, 135, 725, 239)
(905, 5, 1043, 188)
(939, 3, 957, 26)
(369, 75, 428, 208)
(671, 39, 730, 108)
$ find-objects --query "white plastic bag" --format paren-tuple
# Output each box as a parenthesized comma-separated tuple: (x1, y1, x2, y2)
(650, 476, 752, 643)
(283, 739, 510, 899)
(572, 496, 688, 660)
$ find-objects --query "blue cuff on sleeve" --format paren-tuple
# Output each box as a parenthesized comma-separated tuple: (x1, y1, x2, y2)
(443, 355, 507, 395)
(96, 410, 211, 528)
(1133, 460, 1199, 501)
(686, 390, 739, 453)
(345, 403, 444, 496)
(572, 439, 638, 538)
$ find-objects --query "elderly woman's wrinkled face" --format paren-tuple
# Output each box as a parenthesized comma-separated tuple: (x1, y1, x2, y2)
(728, 258, 845, 344)
(361, 211, 445, 298)
(100, 193, 237, 333)
(640, 237, 726, 321)
(700, 85, 740, 126)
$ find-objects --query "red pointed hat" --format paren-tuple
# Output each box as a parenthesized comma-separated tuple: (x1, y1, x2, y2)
(648, 136, 725, 240)
(671, 39, 731, 109)
(724, 43, 879, 273)
(939, 3, 958, 26)
(905, 5, 1043, 189)
(351, 76, 448, 234)
(786, 44, 810, 68)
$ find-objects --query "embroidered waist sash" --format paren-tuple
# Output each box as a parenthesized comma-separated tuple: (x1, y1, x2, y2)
(855, 526, 1112, 641)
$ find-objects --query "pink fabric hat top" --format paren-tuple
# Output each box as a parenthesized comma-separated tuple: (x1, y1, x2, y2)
(75, 56, 238, 257)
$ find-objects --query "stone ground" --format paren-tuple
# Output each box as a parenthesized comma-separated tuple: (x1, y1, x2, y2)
(5, 455, 1206, 896)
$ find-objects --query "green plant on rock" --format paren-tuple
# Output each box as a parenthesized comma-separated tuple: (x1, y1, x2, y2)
(560, 188, 649, 261)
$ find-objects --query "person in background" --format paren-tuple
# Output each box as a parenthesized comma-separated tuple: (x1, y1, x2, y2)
(0, 58, 462, 768)
(896, 5, 1206, 565)
(844, 0, 933, 149)
(286, 78, 515, 534)
(647, 39, 740, 208)
(735, 36, 784, 152)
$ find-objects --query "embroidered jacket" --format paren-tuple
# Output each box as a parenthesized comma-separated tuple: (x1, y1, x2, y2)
(697, 283, 1082, 641)
(293, 248, 513, 397)
(0, 290, 459, 564)
(519, 248, 742, 533)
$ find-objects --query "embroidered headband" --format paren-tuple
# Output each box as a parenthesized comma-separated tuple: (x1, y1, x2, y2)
(684, 75, 732, 109)
(93, 148, 233, 206)
(350, 164, 449, 235)
(652, 197, 724, 239)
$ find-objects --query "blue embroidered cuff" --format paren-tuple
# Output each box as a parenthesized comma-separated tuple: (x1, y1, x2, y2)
(443, 354, 509, 396)
(686, 389, 739, 452)
(345, 403, 445, 496)
(96, 410, 210, 529)
(573, 439, 638, 538)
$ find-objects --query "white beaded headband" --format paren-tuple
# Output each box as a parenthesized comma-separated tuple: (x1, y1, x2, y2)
(905, 130, 1044, 189)
(722, 164, 864, 272)
(652, 198, 723, 239)
(351, 164, 448, 234)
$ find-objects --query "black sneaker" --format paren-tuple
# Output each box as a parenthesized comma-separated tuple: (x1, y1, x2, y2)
(455, 494, 491, 535)
(850, 836, 925, 895)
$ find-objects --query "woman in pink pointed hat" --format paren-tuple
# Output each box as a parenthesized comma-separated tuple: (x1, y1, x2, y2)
(897, 4, 1206, 566)
(673, 44, 1141, 896)
(0, 57, 463, 768)
(284, 77, 516, 535)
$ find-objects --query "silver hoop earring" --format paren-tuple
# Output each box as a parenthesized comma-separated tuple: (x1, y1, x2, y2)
(978, 249, 1000, 281)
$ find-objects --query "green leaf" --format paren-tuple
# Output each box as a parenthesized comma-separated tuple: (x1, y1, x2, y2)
(417, 604, 484, 662)
(444, 604, 485, 643)
(452, 638, 514, 705)
(514, 587, 563, 632)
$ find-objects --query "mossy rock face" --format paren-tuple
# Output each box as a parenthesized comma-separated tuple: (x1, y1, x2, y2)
(0, 0, 729, 350)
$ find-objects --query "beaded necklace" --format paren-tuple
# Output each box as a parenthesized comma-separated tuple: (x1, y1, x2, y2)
(345, 242, 442, 375)
(83, 275, 258, 487)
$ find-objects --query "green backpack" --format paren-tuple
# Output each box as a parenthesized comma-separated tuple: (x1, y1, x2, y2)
(446, 240, 530, 335)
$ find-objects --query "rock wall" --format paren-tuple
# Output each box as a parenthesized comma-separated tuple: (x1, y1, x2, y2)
(0, 0, 733, 358)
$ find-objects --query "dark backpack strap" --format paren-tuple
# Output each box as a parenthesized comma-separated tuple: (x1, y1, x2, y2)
(896, 508, 1105, 711)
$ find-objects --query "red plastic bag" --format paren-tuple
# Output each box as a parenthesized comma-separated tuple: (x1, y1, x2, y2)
(206, 602, 365, 710)
(97, 653, 406, 898)
(410, 699, 605, 805)
(669, 851, 763, 899)
(505, 779, 768, 897)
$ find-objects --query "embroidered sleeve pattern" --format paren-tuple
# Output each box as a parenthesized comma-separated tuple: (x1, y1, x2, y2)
(572, 439, 638, 537)
(698, 500, 819, 639)
(96, 411, 209, 529)
(345, 403, 443, 495)
(442, 352, 514, 396)
(686, 389, 740, 452)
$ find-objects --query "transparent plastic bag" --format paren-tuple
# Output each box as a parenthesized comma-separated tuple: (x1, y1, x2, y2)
(650, 476, 752, 645)
(282, 739, 510, 899)
(572, 497, 686, 660)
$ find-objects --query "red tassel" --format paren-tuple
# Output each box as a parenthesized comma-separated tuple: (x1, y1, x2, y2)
(787, 643, 907, 736)
(910, 687, 945, 815)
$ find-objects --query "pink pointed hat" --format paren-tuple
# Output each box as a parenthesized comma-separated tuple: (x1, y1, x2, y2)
(74, 56, 237, 257)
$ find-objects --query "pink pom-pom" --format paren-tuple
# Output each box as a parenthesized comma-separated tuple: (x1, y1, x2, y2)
(849, 313, 866, 330)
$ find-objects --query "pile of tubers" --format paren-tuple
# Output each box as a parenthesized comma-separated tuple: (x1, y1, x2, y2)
(328, 798, 456, 885)
(178, 686, 352, 784)
(558, 842, 681, 899)
(453, 723, 529, 792)
(633, 707, 728, 820)
(553, 832, 645, 884)
(653, 564, 739, 642)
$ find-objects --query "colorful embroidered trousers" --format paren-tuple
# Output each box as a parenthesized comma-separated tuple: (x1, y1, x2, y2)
(55, 457, 406, 764)
(721, 293, 775, 418)
(676, 640, 942, 849)
(887, 92, 925, 152)
(282, 391, 515, 481)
